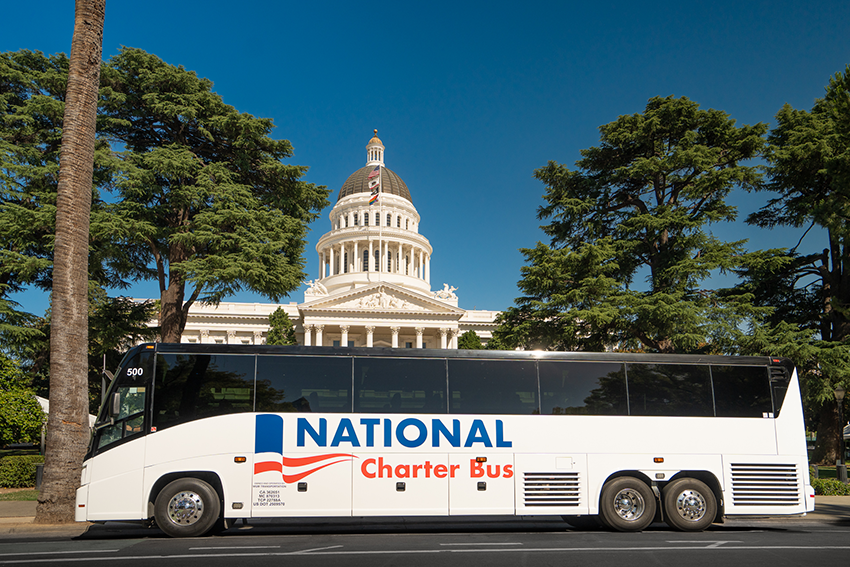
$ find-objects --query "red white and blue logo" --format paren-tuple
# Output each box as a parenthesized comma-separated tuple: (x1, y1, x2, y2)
(254, 414, 354, 483)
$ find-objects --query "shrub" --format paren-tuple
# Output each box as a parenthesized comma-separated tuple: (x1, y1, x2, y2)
(0, 390, 45, 446)
(811, 477, 850, 496)
(0, 455, 44, 488)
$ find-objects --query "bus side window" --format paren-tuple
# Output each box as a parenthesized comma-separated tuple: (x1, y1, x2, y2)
(353, 357, 447, 414)
(447, 359, 537, 415)
(256, 355, 352, 413)
(153, 353, 255, 431)
(538, 361, 627, 415)
(626, 363, 713, 417)
(712, 365, 773, 418)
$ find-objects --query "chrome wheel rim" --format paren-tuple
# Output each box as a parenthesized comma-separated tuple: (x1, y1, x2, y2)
(167, 491, 204, 526)
(675, 489, 707, 521)
(613, 488, 646, 521)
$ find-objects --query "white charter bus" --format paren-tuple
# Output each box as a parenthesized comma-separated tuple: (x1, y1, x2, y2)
(76, 343, 814, 537)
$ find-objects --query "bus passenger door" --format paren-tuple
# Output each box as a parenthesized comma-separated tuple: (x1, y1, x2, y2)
(252, 414, 353, 517)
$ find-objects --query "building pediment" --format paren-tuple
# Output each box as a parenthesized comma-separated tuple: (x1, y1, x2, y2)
(300, 283, 464, 315)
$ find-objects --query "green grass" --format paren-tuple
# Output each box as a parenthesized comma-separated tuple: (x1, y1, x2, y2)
(0, 490, 37, 501)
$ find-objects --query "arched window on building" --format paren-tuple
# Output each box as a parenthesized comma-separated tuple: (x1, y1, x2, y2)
(387, 250, 392, 271)
(405, 219, 409, 230)
(354, 213, 359, 226)
(386, 213, 391, 227)
(344, 216, 349, 228)
(405, 255, 410, 275)
(397, 216, 401, 228)
(364, 213, 369, 226)
(362, 250, 369, 271)
(343, 252, 348, 273)
(374, 250, 380, 271)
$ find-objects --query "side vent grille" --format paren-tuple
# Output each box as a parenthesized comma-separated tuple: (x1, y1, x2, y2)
(731, 463, 799, 506)
(523, 472, 580, 507)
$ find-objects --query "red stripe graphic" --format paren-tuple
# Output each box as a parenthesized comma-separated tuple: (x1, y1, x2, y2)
(254, 453, 357, 481)
(253, 461, 283, 474)
(282, 454, 355, 467)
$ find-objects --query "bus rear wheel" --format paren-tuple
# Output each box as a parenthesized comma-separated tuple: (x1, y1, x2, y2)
(599, 477, 656, 532)
(154, 478, 221, 538)
(662, 478, 717, 532)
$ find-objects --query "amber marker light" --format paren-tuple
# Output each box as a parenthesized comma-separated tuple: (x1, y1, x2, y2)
(476, 457, 487, 463)
(653, 457, 664, 463)
(234, 457, 247, 463)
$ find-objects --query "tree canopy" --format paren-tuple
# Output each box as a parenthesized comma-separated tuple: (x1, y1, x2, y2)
(741, 65, 850, 463)
(495, 96, 767, 354)
(100, 48, 330, 342)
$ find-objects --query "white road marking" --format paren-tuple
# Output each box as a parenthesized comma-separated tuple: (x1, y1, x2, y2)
(189, 546, 281, 550)
(440, 543, 522, 546)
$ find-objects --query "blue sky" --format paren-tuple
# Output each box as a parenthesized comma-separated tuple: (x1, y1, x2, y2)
(4, 1, 850, 316)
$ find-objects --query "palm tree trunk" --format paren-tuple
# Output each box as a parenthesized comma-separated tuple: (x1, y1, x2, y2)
(35, 0, 105, 524)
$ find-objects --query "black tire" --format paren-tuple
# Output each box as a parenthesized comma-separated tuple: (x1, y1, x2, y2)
(561, 515, 604, 530)
(154, 478, 221, 538)
(662, 478, 717, 532)
(599, 476, 656, 532)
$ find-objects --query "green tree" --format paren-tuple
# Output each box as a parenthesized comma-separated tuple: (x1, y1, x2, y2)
(38, 0, 105, 524)
(744, 65, 850, 463)
(100, 48, 330, 343)
(495, 96, 767, 353)
(0, 352, 45, 447)
(457, 330, 483, 350)
(266, 307, 297, 346)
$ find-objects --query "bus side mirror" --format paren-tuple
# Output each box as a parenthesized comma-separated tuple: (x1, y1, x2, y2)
(109, 392, 121, 418)
(103, 370, 114, 381)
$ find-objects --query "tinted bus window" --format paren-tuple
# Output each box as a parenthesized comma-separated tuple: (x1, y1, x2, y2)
(353, 357, 447, 413)
(627, 363, 713, 417)
(95, 350, 154, 451)
(153, 354, 255, 430)
(539, 361, 628, 415)
(256, 355, 352, 413)
(448, 359, 538, 414)
(712, 365, 772, 417)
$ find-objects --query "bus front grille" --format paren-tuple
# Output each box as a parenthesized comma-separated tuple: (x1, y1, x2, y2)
(730, 463, 800, 506)
(523, 472, 580, 507)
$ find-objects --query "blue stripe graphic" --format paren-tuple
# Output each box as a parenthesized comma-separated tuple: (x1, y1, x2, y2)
(255, 414, 284, 454)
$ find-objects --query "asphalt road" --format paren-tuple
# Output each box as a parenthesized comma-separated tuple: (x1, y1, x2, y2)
(0, 512, 848, 567)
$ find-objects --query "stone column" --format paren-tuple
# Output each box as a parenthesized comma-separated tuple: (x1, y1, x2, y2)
(253, 330, 264, 345)
(329, 246, 335, 277)
(419, 250, 424, 279)
(314, 324, 324, 347)
(439, 328, 449, 349)
(368, 240, 373, 271)
(365, 325, 375, 348)
(304, 324, 313, 347)
(340, 325, 350, 347)
(426, 255, 431, 285)
(391, 326, 400, 348)
(450, 329, 459, 349)
(353, 241, 359, 273)
(415, 327, 424, 349)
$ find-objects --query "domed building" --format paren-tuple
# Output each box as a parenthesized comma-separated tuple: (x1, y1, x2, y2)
(177, 131, 498, 348)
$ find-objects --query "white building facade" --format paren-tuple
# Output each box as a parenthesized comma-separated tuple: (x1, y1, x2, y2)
(178, 131, 498, 347)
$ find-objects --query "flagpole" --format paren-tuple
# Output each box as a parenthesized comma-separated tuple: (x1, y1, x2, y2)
(378, 165, 383, 282)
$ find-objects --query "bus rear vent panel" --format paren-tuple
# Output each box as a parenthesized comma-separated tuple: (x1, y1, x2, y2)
(730, 463, 800, 506)
(523, 472, 580, 507)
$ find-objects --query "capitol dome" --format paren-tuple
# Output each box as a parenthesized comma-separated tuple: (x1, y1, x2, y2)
(338, 166, 412, 203)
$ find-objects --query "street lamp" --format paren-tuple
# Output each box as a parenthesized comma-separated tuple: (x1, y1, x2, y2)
(835, 385, 847, 483)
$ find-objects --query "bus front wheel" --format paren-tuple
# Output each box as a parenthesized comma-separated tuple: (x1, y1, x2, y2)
(599, 477, 656, 532)
(662, 478, 717, 532)
(154, 478, 221, 538)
